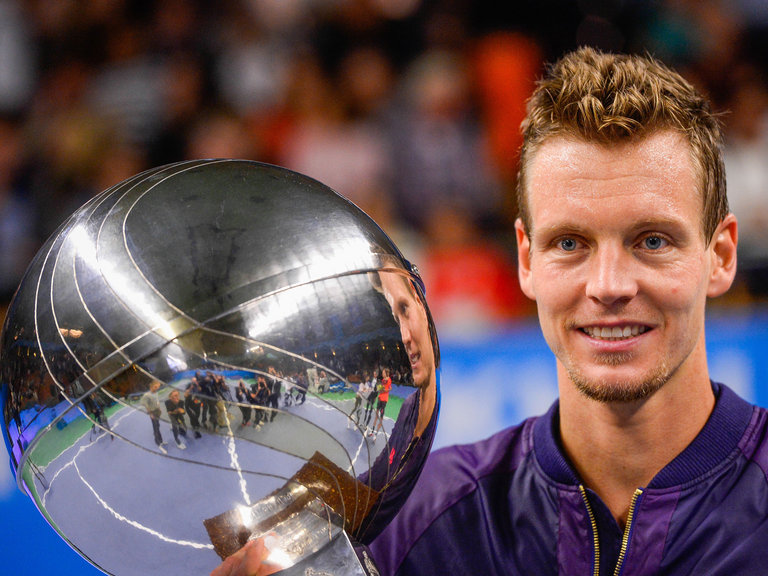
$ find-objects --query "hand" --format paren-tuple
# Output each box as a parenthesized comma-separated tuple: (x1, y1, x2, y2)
(210, 539, 281, 576)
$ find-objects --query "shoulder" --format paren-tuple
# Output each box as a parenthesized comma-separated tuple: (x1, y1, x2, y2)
(739, 401, 768, 478)
(424, 422, 534, 488)
(706, 383, 768, 476)
(369, 419, 537, 575)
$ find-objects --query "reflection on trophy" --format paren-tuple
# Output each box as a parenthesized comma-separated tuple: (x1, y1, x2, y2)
(0, 160, 440, 575)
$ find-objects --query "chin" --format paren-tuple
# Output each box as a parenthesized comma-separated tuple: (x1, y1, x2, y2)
(570, 367, 671, 404)
(412, 369, 433, 389)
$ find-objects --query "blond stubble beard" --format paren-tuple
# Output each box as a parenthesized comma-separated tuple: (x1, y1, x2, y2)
(565, 351, 673, 404)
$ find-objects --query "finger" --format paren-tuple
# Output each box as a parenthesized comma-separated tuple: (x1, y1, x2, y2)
(210, 552, 240, 576)
(239, 538, 273, 575)
(211, 537, 262, 576)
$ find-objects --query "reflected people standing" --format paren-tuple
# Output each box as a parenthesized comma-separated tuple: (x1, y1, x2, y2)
(184, 385, 204, 439)
(210, 266, 441, 575)
(140, 381, 167, 454)
(370, 368, 392, 437)
(236, 379, 253, 427)
(165, 389, 188, 450)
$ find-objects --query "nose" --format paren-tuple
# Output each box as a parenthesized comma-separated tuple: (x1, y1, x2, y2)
(399, 319, 413, 346)
(585, 244, 638, 305)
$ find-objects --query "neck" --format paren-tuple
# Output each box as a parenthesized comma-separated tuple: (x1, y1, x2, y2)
(415, 379, 437, 437)
(559, 369, 715, 528)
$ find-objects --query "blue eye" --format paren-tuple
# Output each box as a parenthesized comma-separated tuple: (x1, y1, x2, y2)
(559, 238, 578, 251)
(643, 236, 666, 250)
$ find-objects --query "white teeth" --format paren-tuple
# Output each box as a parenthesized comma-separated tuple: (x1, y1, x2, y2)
(584, 326, 647, 340)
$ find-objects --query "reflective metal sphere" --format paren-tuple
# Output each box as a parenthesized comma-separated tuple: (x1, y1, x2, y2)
(0, 160, 440, 575)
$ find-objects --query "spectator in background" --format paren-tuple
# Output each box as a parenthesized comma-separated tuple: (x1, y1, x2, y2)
(148, 52, 208, 167)
(0, 0, 35, 113)
(722, 64, 768, 298)
(389, 48, 503, 235)
(0, 115, 38, 302)
(212, 2, 296, 121)
(419, 205, 530, 335)
(3, 0, 768, 332)
(383, 47, 529, 333)
(25, 63, 116, 241)
(184, 108, 262, 161)
(279, 47, 394, 219)
(472, 31, 542, 184)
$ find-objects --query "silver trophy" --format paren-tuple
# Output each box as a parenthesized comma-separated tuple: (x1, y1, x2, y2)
(0, 160, 440, 575)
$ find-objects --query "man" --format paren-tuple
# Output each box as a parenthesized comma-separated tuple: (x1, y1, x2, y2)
(251, 375, 270, 429)
(376, 270, 438, 437)
(369, 368, 392, 437)
(213, 373, 230, 428)
(184, 384, 204, 438)
(164, 388, 188, 450)
(197, 371, 217, 429)
(140, 380, 167, 455)
(235, 379, 253, 426)
(368, 47, 759, 575)
(266, 366, 281, 422)
(349, 375, 367, 429)
(294, 371, 307, 405)
(362, 370, 378, 430)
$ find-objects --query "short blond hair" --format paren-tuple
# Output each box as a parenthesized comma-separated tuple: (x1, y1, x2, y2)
(517, 47, 727, 241)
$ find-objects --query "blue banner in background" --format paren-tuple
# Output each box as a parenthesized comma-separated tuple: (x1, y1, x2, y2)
(434, 308, 768, 449)
(2, 308, 768, 574)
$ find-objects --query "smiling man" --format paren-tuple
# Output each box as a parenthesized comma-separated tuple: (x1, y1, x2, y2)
(367, 48, 768, 576)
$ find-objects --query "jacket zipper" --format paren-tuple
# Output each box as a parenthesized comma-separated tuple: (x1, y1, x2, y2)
(579, 485, 600, 576)
(579, 486, 644, 576)
(613, 488, 644, 576)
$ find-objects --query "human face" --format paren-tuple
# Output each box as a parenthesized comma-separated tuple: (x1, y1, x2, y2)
(379, 272, 436, 389)
(516, 131, 737, 403)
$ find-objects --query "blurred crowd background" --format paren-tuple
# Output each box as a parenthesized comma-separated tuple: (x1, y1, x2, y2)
(1, 0, 768, 336)
(3, 4, 768, 572)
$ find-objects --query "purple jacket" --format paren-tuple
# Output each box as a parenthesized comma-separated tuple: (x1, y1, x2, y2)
(369, 383, 768, 575)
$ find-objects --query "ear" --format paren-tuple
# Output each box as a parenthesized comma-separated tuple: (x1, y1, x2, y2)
(515, 218, 536, 301)
(707, 213, 738, 298)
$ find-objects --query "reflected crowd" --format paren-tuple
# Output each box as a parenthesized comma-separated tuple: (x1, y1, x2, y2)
(1, 0, 768, 333)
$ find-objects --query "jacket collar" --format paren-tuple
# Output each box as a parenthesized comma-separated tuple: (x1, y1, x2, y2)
(532, 382, 755, 488)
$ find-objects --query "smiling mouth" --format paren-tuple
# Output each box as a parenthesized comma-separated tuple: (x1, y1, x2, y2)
(409, 352, 421, 366)
(581, 325, 649, 341)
